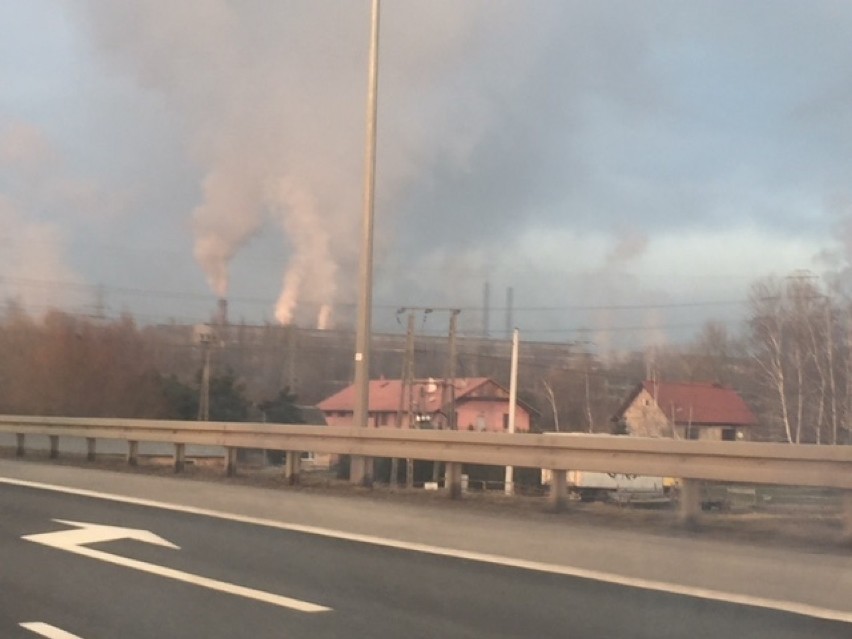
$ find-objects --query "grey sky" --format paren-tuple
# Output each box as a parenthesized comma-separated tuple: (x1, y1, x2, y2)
(2, 1, 851, 350)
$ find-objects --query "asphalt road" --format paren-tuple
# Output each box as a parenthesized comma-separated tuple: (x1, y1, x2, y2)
(2, 482, 850, 638)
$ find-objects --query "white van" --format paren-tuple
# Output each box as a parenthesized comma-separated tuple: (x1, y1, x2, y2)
(541, 433, 669, 503)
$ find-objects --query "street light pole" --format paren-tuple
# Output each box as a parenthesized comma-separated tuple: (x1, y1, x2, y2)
(351, 0, 381, 486)
(504, 327, 519, 495)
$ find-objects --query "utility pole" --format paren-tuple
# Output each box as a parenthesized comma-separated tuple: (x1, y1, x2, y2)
(351, 0, 381, 486)
(194, 324, 215, 422)
(392, 311, 415, 489)
(406, 351, 416, 488)
(286, 325, 297, 392)
(395, 306, 461, 486)
(198, 340, 211, 421)
(433, 309, 461, 484)
(446, 309, 460, 429)
(504, 327, 519, 495)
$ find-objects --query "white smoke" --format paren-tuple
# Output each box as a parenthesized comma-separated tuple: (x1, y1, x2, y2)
(67, 1, 536, 327)
(191, 158, 267, 298)
(0, 122, 86, 313)
(268, 177, 335, 327)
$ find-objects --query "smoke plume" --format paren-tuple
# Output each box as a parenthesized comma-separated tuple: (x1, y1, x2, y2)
(67, 1, 541, 327)
(0, 122, 86, 313)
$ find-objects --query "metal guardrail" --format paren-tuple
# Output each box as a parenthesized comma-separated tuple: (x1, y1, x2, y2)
(1, 415, 850, 486)
(1, 415, 850, 538)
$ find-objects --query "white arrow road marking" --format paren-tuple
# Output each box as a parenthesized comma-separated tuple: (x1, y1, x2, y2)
(23, 520, 331, 613)
(26, 519, 181, 550)
(20, 622, 84, 639)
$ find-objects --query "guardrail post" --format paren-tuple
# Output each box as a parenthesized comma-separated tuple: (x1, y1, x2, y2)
(406, 458, 414, 489)
(15, 433, 25, 457)
(679, 479, 702, 528)
(548, 469, 567, 512)
(127, 440, 139, 466)
(842, 491, 852, 546)
(445, 462, 462, 499)
(225, 447, 238, 477)
(174, 443, 186, 473)
(285, 451, 301, 485)
(350, 456, 374, 487)
(49, 435, 59, 459)
(86, 438, 96, 462)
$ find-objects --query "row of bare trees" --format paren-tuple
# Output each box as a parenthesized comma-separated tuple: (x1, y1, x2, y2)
(521, 272, 852, 445)
(5, 270, 851, 444)
(0, 305, 172, 417)
(0, 304, 302, 424)
(749, 273, 852, 444)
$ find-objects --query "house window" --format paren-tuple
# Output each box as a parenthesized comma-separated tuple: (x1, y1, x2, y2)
(722, 428, 736, 441)
(503, 413, 509, 431)
(687, 428, 700, 440)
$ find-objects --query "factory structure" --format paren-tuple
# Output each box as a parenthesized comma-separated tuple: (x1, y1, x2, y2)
(147, 317, 592, 408)
(138, 284, 612, 433)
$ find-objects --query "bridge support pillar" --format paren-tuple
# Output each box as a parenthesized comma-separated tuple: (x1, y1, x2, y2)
(49, 435, 59, 459)
(86, 437, 96, 462)
(225, 447, 238, 477)
(174, 443, 186, 473)
(15, 433, 25, 457)
(445, 462, 463, 499)
(127, 440, 139, 466)
(548, 469, 568, 513)
(286, 451, 301, 485)
(679, 479, 702, 528)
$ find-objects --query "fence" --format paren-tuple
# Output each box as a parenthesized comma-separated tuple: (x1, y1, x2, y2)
(1, 415, 850, 539)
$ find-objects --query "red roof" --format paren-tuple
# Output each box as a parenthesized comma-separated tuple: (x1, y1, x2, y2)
(618, 381, 757, 427)
(318, 377, 502, 414)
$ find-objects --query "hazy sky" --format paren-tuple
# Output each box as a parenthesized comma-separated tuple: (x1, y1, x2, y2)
(2, 1, 852, 350)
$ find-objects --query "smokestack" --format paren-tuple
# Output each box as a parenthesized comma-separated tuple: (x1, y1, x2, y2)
(216, 297, 228, 326)
(505, 287, 514, 338)
(482, 281, 490, 338)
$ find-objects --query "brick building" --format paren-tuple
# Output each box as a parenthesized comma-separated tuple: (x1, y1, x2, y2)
(612, 380, 757, 440)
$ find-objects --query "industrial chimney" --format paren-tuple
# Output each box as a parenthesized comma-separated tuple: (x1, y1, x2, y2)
(216, 298, 228, 326)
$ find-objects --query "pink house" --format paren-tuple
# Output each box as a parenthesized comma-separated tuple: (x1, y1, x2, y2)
(317, 377, 532, 433)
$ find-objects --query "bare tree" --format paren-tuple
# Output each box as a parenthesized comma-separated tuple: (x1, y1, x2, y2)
(541, 379, 559, 432)
(749, 278, 794, 443)
(747, 272, 848, 444)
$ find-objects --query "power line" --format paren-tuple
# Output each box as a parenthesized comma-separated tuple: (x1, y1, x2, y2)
(482, 300, 747, 312)
(0, 276, 750, 313)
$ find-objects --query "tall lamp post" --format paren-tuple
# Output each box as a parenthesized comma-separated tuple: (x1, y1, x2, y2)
(351, 0, 381, 485)
(504, 328, 519, 495)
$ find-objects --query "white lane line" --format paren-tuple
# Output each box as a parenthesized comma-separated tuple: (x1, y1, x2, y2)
(22, 519, 329, 613)
(3, 475, 851, 624)
(20, 622, 84, 639)
(46, 543, 329, 612)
